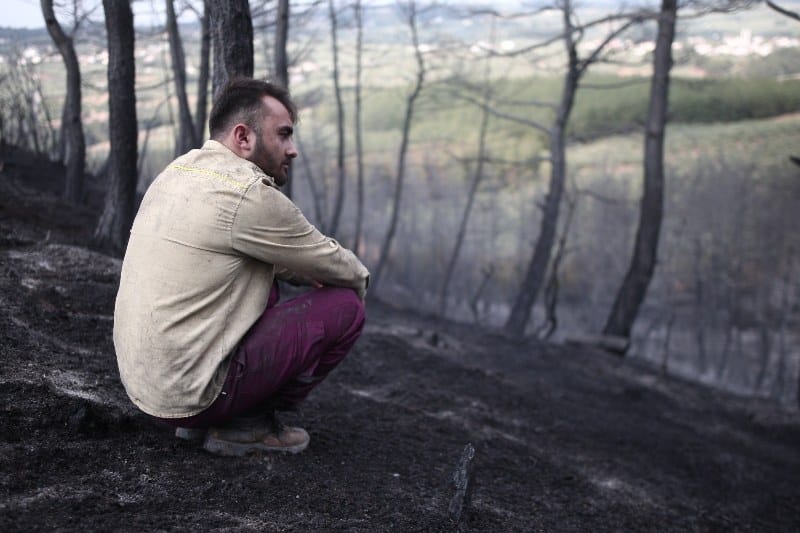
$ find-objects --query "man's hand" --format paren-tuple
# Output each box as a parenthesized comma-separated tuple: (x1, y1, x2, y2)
(289, 272, 323, 288)
(274, 265, 322, 288)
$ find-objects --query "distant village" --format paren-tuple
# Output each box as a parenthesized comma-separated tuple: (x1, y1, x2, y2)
(3, 29, 799, 78)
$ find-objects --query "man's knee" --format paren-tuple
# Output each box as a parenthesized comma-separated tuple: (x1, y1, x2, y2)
(327, 287, 365, 331)
(309, 287, 365, 341)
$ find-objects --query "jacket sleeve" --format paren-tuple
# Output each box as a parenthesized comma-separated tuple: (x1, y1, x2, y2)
(231, 179, 369, 298)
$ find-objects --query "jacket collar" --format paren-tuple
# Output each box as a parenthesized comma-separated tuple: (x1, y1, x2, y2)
(201, 140, 278, 188)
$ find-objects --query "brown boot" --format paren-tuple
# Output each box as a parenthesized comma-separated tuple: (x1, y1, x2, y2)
(203, 411, 309, 456)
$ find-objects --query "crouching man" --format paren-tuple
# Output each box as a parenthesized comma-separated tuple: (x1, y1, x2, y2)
(113, 78, 369, 456)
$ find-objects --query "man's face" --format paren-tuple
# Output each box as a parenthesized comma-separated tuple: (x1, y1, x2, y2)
(248, 96, 298, 187)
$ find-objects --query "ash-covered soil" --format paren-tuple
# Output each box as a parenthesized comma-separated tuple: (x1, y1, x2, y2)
(1, 157, 799, 532)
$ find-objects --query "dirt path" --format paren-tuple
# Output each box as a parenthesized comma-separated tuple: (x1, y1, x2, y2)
(2, 167, 799, 531)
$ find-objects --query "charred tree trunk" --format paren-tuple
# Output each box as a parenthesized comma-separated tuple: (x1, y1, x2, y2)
(327, 0, 346, 238)
(470, 265, 494, 324)
(274, 0, 290, 89)
(503, 106, 571, 337)
(274, 0, 292, 198)
(160, 45, 178, 155)
(754, 322, 772, 394)
(504, 5, 579, 337)
(768, 0, 800, 408)
(439, 97, 490, 317)
(41, 0, 86, 203)
(209, 0, 254, 98)
(771, 251, 793, 401)
(536, 189, 577, 340)
(194, 0, 211, 144)
(166, 0, 197, 155)
(296, 133, 325, 225)
(603, 0, 676, 340)
(372, 1, 425, 290)
(692, 238, 708, 373)
(138, 98, 170, 181)
(352, 0, 365, 256)
(499, 4, 641, 337)
(94, 0, 138, 256)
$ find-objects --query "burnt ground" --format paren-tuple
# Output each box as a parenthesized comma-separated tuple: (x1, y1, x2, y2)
(1, 151, 799, 532)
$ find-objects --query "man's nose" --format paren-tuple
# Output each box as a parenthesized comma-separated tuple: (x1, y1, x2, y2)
(287, 141, 298, 159)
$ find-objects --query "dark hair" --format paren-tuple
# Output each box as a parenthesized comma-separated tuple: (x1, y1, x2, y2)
(208, 78, 297, 140)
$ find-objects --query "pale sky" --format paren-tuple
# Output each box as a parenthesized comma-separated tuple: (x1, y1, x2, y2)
(1, 0, 186, 29)
(4, 0, 46, 29)
(4, 0, 800, 30)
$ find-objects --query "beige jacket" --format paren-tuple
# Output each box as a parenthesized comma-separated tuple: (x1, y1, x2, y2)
(113, 140, 369, 418)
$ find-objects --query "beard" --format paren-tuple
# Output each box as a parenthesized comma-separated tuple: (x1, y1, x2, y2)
(252, 135, 289, 187)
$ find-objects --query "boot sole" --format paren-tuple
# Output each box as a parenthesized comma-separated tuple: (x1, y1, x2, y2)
(203, 435, 309, 456)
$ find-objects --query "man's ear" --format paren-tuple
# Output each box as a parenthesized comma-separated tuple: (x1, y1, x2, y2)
(232, 124, 252, 151)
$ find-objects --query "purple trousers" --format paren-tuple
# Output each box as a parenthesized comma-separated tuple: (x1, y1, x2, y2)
(158, 284, 365, 429)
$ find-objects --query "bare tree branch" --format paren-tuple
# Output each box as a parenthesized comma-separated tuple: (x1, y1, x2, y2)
(766, 0, 800, 21)
(484, 8, 655, 59)
(372, 0, 427, 290)
(578, 17, 643, 74)
(454, 91, 551, 134)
